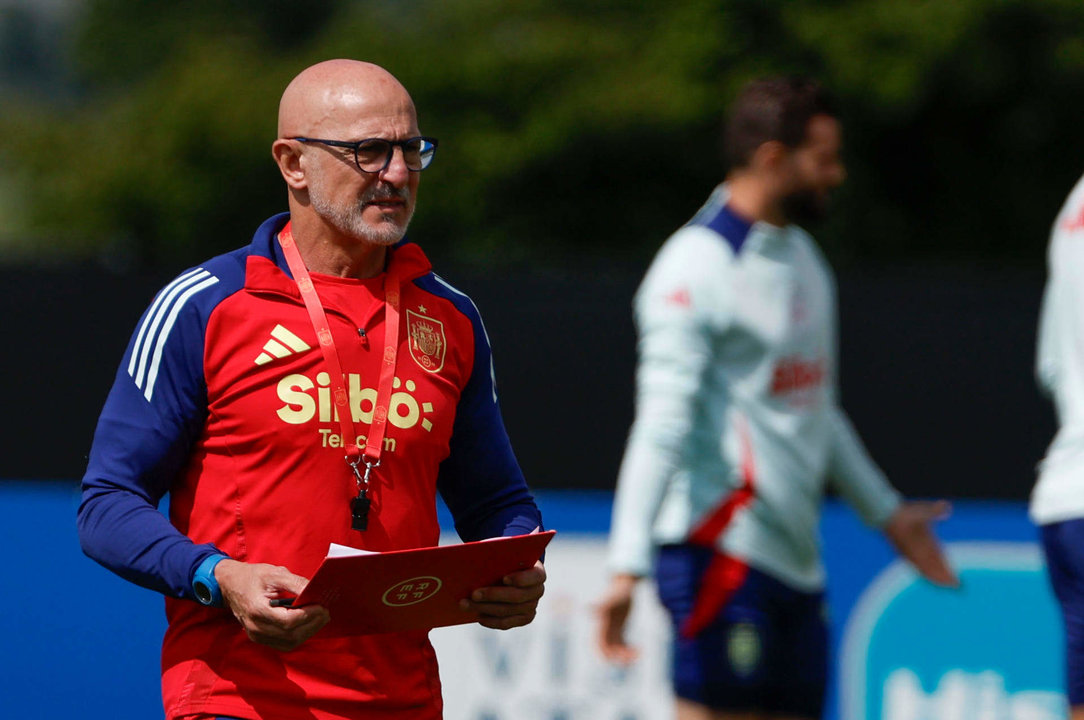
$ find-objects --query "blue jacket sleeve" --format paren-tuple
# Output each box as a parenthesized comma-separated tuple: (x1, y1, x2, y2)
(431, 280, 543, 541)
(77, 268, 226, 600)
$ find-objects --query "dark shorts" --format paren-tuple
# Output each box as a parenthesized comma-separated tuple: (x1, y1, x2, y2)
(655, 543, 828, 716)
(1041, 518, 1084, 705)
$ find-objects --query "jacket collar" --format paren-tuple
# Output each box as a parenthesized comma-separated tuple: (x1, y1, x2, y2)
(705, 184, 796, 251)
(243, 212, 433, 299)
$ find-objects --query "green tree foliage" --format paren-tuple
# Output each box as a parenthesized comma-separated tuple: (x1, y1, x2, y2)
(3, 0, 1084, 269)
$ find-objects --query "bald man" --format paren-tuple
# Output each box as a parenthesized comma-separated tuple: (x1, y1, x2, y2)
(78, 60, 545, 720)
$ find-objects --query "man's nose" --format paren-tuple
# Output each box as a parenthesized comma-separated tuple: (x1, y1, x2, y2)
(379, 146, 411, 184)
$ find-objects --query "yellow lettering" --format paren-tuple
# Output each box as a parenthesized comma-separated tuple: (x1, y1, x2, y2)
(279, 372, 431, 449)
(389, 390, 420, 429)
(277, 374, 315, 424)
(317, 372, 332, 422)
(349, 374, 377, 423)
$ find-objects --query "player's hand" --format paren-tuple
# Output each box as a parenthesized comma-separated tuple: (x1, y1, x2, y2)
(883, 500, 960, 588)
(461, 560, 546, 630)
(214, 559, 330, 651)
(596, 573, 641, 665)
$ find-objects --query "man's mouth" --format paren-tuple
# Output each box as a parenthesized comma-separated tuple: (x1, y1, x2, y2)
(365, 195, 406, 209)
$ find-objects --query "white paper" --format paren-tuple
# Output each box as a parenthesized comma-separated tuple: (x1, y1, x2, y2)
(326, 543, 379, 558)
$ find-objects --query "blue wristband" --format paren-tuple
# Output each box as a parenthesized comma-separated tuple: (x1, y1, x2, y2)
(192, 554, 228, 607)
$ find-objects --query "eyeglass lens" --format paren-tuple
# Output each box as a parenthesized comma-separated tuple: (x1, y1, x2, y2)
(356, 138, 435, 172)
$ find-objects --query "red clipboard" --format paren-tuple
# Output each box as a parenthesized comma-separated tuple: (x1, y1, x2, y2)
(292, 530, 555, 636)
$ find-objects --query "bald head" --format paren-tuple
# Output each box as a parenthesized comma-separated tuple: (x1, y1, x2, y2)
(271, 60, 424, 274)
(277, 59, 417, 139)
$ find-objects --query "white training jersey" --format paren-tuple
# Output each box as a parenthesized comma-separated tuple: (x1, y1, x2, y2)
(1031, 173, 1084, 525)
(607, 186, 900, 591)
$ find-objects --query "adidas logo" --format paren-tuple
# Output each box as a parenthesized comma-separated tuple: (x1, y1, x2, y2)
(255, 324, 312, 366)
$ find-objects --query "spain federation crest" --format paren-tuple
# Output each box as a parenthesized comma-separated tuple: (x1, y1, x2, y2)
(406, 309, 446, 373)
(727, 622, 762, 678)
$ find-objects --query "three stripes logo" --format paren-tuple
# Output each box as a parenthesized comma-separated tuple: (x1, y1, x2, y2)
(128, 268, 220, 402)
(255, 325, 312, 366)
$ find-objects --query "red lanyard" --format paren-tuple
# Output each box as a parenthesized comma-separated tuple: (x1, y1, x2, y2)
(278, 222, 401, 530)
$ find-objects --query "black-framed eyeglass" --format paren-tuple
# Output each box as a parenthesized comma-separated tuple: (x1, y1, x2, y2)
(291, 136, 438, 173)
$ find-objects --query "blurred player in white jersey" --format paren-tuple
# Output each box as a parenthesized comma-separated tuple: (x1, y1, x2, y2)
(1034, 173, 1084, 720)
(596, 77, 958, 720)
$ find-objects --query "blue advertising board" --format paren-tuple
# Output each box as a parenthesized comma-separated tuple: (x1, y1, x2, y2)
(822, 502, 1064, 720)
(0, 481, 1066, 719)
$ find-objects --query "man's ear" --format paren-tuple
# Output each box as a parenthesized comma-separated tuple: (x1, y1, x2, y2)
(271, 139, 307, 190)
(749, 140, 787, 173)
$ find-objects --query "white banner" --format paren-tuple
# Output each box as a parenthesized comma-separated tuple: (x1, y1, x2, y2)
(433, 534, 675, 720)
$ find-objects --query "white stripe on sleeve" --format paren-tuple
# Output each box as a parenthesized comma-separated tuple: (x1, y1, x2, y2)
(141, 275, 219, 401)
(127, 268, 206, 379)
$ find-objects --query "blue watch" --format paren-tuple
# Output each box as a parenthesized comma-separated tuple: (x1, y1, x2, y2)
(192, 554, 228, 607)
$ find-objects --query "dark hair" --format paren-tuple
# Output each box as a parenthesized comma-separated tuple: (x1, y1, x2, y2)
(722, 77, 838, 169)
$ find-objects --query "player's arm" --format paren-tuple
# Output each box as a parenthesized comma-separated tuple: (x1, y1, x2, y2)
(1036, 186, 1084, 400)
(596, 572, 643, 664)
(825, 407, 958, 587)
(78, 272, 329, 648)
(77, 276, 225, 601)
(435, 287, 541, 542)
(1035, 269, 1061, 399)
(824, 407, 900, 527)
(434, 288, 544, 630)
(1035, 223, 1079, 402)
(600, 234, 721, 662)
(605, 299, 713, 575)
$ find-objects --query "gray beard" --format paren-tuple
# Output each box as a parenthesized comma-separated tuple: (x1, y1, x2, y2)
(311, 185, 413, 246)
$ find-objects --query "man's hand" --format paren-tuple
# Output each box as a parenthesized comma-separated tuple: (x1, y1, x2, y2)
(596, 573, 641, 665)
(214, 559, 330, 651)
(883, 500, 959, 588)
(460, 560, 546, 630)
